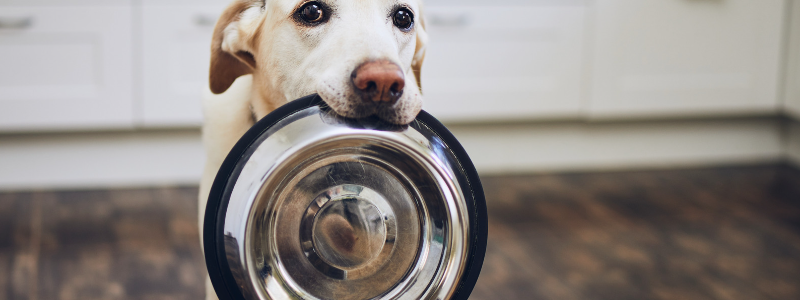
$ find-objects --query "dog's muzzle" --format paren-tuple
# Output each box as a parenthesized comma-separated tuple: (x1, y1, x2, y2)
(203, 95, 486, 300)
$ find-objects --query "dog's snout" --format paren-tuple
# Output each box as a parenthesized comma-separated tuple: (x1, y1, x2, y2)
(351, 60, 405, 104)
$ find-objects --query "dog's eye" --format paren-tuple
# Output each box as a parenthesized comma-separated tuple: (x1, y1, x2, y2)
(392, 8, 414, 31)
(297, 2, 325, 24)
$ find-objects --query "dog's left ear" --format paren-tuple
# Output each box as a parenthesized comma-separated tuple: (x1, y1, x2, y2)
(411, 4, 428, 91)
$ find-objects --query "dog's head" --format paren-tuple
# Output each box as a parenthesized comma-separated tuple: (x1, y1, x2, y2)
(209, 0, 428, 125)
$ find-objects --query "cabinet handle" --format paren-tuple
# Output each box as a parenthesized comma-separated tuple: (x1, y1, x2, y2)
(194, 15, 218, 27)
(427, 13, 470, 27)
(0, 16, 33, 29)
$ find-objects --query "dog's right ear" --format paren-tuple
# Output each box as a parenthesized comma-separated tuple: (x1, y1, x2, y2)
(209, 0, 263, 94)
(411, 3, 428, 92)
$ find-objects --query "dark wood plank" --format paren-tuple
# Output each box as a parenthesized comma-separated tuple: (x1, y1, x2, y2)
(0, 191, 41, 300)
(0, 164, 798, 300)
(472, 165, 800, 300)
(0, 187, 205, 300)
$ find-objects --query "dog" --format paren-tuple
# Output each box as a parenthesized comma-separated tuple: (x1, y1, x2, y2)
(198, 0, 428, 298)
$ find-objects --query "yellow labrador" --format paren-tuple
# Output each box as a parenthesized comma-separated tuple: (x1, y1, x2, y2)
(198, 0, 428, 298)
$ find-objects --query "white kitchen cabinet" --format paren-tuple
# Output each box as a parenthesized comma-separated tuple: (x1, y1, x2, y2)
(0, 5, 134, 131)
(0, 0, 795, 132)
(420, 3, 588, 122)
(588, 0, 785, 119)
(140, 3, 227, 127)
(0, 5, 133, 131)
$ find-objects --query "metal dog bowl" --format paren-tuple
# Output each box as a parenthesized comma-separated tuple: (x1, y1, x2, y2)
(204, 94, 487, 300)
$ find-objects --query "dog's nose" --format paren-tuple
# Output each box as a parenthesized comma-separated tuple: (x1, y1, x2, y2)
(351, 60, 405, 104)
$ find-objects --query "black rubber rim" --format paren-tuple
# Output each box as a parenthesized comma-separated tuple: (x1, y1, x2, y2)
(203, 94, 487, 300)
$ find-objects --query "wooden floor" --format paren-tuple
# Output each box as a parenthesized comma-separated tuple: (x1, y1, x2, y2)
(1, 164, 799, 300)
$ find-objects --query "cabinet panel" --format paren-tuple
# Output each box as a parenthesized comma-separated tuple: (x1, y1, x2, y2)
(140, 4, 226, 127)
(0, 6, 133, 131)
(420, 4, 588, 122)
(589, 0, 785, 118)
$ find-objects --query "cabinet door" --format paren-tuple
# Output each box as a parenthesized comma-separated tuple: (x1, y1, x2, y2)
(588, 0, 785, 118)
(140, 4, 226, 127)
(0, 6, 133, 131)
(420, 3, 588, 122)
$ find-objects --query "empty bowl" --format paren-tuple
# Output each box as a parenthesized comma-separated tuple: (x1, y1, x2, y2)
(204, 94, 487, 300)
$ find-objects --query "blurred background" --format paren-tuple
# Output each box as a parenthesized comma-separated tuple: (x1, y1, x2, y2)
(1, 0, 799, 299)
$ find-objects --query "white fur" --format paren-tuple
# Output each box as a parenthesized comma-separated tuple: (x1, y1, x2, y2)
(220, 22, 242, 54)
(200, 0, 427, 299)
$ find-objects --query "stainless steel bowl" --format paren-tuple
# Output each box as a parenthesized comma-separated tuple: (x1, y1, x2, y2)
(204, 95, 487, 300)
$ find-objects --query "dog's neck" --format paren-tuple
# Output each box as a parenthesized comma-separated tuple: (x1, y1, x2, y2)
(249, 73, 287, 120)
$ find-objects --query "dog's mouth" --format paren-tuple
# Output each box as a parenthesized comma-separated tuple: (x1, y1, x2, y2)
(317, 94, 409, 124)
(316, 83, 421, 126)
(317, 105, 410, 132)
